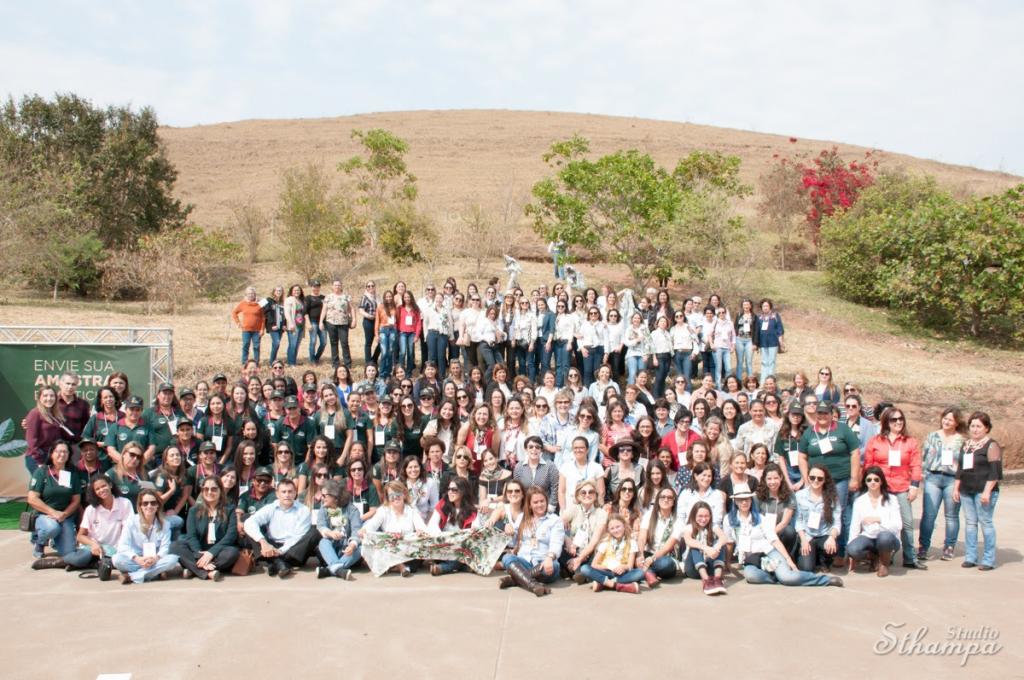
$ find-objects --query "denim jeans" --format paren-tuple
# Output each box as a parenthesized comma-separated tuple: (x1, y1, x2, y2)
(535, 343, 551, 381)
(165, 513, 184, 542)
(432, 559, 465, 575)
(683, 547, 725, 578)
(647, 554, 678, 579)
(308, 325, 326, 363)
(398, 331, 417, 375)
(759, 345, 778, 381)
(734, 337, 753, 381)
(378, 327, 397, 378)
(744, 549, 834, 586)
(713, 348, 732, 388)
(553, 340, 570, 387)
(34, 515, 77, 556)
(514, 343, 532, 382)
(241, 331, 261, 366)
(579, 563, 645, 584)
(797, 534, 834, 571)
(500, 554, 559, 584)
(362, 318, 379, 365)
(672, 351, 693, 392)
(426, 330, 448, 378)
(834, 478, 852, 557)
(268, 330, 283, 365)
(700, 349, 715, 382)
(653, 352, 671, 398)
(626, 355, 645, 386)
(286, 326, 305, 366)
(919, 473, 960, 552)
(325, 322, 352, 368)
(64, 546, 110, 569)
(318, 539, 362, 573)
(111, 553, 180, 583)
(582, 346, 604, 386)
(462, 342, 479, 370)
(894, 490, 917, 565)
(479, 343, 499, 374)
(847, 531, 900, 560)
(961, 490, 998, 567)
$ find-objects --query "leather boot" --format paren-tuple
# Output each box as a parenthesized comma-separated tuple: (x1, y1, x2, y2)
(876, 550, 891, 578)
(643, 570, 660, 588)
(507, 562, 548, 597)
(32, 556, 65, 570)
(497, 575, 515, 589)
(529, 565, 553, 596)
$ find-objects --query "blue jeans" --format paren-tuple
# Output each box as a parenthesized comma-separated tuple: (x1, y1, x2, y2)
(426, 330, 448, 379)
(684, 548, 725, 578)
(919, 473, 960, 552)
(759, 345, 778, 381)
(895, 491, 917, 565)
(165, 513, 184, 542)
(700, 349, 715, 381)
(579, 563, 644, 584)
(672, 351, 693, 392)
(626, 355, 645, 386)
(847, 531, 900, 560)
(647, 554, 678, 579)
(286, 326, 305, 366)
(362, 318, 379, 365)
(308, 325, 327, 363)
(378, 327, 396, 378)
(582, 346, 604, 386)
(653, 353, 671, 398)
(553, 340, 570, 387)
(834, 478, 852, 557)
(268, 330, 283, 364)
(398, 331, 417, 375)
(34, 515, 77, 556)
(535, 343, 551, 382)
(317, 539, 362, 573)
(433, 559, 465, 575)
(514, 343, 532, 382)
(501, 554, 559, 584)
(65, 545, 112, 569)
(734, 337, 753, 381)
(744, 549, 834, 586)
(241, 331, 261, 366)
(479, 343, 499, 374)
(111, 553, 180, 583)
(961, 490, 998, 567)
(713, 348, 731, 388)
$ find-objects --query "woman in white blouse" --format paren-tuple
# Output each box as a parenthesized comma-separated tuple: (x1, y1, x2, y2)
(359, 480, 429, 576)
(578, 306, 608, 386)
(649, 315, 673, 399)
(847, 466, 903, 577)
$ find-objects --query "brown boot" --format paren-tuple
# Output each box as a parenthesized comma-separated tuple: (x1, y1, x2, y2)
(507, 562, 549, 597)
(643, 570, 660, 588)
(876, 550, 891, 578)
(31, 556, 65, 570)
(497, 575, 515, 589)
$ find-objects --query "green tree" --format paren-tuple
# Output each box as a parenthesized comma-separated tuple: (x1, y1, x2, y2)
(277, 163, 364, 282)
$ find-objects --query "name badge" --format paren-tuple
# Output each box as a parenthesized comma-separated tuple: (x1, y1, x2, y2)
(239, 485, 249, 496)
(405, 314, 413, 326)
(212, 435, 224, 451)
(760, 321, 769, 332)
(167, 418, 177, 432)
(788, 448, 800, 468)
(763, 512, 777, 530)
(474, 443, 486, 455)
(887, 448, 902, 467)
(742, 322, 750, 334)
(962, 452, 974, 470)
(143, 542, 157, 558)
(374, 429, 385, 446)
(58, 470, 72, 487)
(207, 522, 217, 544)
(818, 437, 833, 455)
(737, 532, 751, 554)
(940, 447, 954, 467)
(354, 501, 365, 515)
(807, 510, 822, 531)
(638, 457, 649, 470)
(325, 424, 336, 439)
(311, 512, 320, 527)
(269, 424, 276, 437)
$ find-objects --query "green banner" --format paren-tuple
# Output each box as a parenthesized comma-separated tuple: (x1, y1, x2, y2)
(0, 344, 151, 496)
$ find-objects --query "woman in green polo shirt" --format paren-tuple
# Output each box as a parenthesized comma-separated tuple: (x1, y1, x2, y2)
(106, 442, 146, 511)
(798, 403, 861, 557)
(28, 440, 81, 564)
(313, 383, 354, 462)
(150, 445, 190, 540)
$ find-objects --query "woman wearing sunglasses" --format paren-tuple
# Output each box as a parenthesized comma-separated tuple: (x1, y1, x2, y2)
(427, 476, 478, 575)
(499, 486, 563, 596)
(316, 479, 363, 580)
(795, 465, 841, 573)
(359, 481, 429, 576)
(112, 489, 181, 584)
(171, 477, 239, 580)
(847, 466, 902, 577)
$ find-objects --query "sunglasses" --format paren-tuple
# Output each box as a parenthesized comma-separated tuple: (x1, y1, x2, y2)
(658, 494, 674, 501)
(455, 455, 471, 461)
(447, 487, 461, 493)
(535, 404, 549, 409)
(621, 487, 635, 493)
(579, 490, 595, 496)
(809, 475, 825, 481)
(865, 477, 881, 483)
(350, 467, 365, 472)
(507, 489, 522, 495)
(140, 500, 160, 507)
(126, 453, 141, 459)
(819, 371, 830, 376)
(889, 416, 904, 422)
(315, 473, 329, 478)
(254, 478, 271, 484)
(387, 493, 405, 501)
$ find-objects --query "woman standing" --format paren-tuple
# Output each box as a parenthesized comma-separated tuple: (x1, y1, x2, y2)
(322, 280, 355, 369)
(171, 477, 240, 580)
(202, 394, 235, 464)
(83, 387, 121, 457)
(755, 298, 785, 381)
(105, 442, 146, 510)
(733, 299, 756, 382)
(499, 486, 563, 596)
(813, 367, 842, 405)
(397, 290, 422, 376)
(457, 405, 498, 475)
(605, 438, 645, 496)
(284, 284, 306, 367)
(346, 459, 382, 523)
(375, 290, 398, 379)
(954, 412, 1002, 570)
(847, 466, 902, 577)
(112, 489, 181, 584)
(27, 441, 81, 565)
(264, 286, 286, 366)
(710, 307, 735, 389)
(918, 407, 965, 562)
(670, 311, 699, 393)
(423, 291, 452, 379)
(24, 386, 70, 476)
(624, 311, 650, 387)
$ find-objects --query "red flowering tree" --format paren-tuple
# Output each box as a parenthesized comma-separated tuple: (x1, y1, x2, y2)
(800, 147, 878, 245)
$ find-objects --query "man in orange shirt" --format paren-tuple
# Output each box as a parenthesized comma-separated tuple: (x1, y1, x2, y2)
(232, 286, 267, 367)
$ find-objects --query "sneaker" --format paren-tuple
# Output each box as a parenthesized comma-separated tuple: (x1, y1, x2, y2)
(183, 569, 195, 580)
(916, 547, 928, 562)
(31, 556, 65, 570)
(336, 568, 352, 581)
(941, 546, 954, 561)
(828, 576, 844, 587)
(702, 578, 715, 596)
(978, 565, 994, 572)
(209, 570, 223, 582)
(317, 566, 332, 579)
(710, 576, 728, 595)
(400, 565, 412, 578)
(961, 562, 977, 569)
(614, 582, 640, 594)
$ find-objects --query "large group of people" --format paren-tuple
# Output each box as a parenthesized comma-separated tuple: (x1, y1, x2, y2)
(21, 274, 1004, 595)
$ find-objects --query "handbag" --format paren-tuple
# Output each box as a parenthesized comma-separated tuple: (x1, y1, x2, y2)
(19, 509, 37, 533)
(231, 548, 255, 576)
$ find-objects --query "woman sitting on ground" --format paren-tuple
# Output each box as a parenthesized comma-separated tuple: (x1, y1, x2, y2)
(428, 476, 478, 576)
(795, 465, 841, 573)
(359, 480, 430, 577)
(562, 480, 607, 584)
(680, 501, 729, 596)
(637, 486, 681, 587)
(580, 514, 644, 594)
(847, 466, 902, 577)
(112, 489, 181, 584)
(499, 486, 563, 596)
(28, 440, 81, 567)
(62, 475, 132, 576)
(315, 479, 363, 580)
(170, 476, 240, 581)
(754, 463, 798, 556)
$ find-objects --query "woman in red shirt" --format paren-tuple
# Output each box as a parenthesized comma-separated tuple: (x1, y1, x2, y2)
(397, 291, 422, 377)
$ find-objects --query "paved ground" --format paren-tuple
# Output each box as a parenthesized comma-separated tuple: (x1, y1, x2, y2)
(2, 490, 1021, 680)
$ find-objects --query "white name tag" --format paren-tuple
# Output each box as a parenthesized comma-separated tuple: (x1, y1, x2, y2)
(474, 443, 486, 454)
(941, 447, 954, 467)
(763, 512, 777, 530)
(374, 429, 385, 446)
(212, 435, 224, 451)
(742, 322, 750, 334)
(354, 501, 365, 515)
(807, 510, 822, 531)
(888, 448, 902, 467)
(58, 470, 72, 487)
(405, 314, 413, 326)
(818, 437, 833, 455)
(738, 533, 751, 554)
(207, 522, 217, 543)
(788, 448, 800, 468)
(269, 424, 276, 437)
(962, 452, 974, 470)
(311, 512, 320, 527)
(760, 321, 769, 331)
(325, 424, 336, 439)
(167, 418, 177, 432)
(143, 542, 157, 558)
(239, 485, 249, 496)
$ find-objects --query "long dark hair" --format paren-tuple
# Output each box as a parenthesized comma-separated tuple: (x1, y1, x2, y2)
(645, 486, 676, 547)
(686, 501, 714, 544)
(809, 464, 838, 526)
(861, 465, 891, 504)
(440, 476, 476, 529)
(755, 462, 792, 504)
(196, 476, 229, 524)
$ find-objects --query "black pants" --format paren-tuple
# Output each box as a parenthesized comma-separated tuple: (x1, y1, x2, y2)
(252, 526, 322, 567)
(362, 318, 379, 366)
(797, 534, 834, 571)
(325, 322, 352, 368)
(170, 540, 241, 578)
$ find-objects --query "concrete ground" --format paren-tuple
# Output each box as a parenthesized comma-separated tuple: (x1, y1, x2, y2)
(2, 490, 1021, 680)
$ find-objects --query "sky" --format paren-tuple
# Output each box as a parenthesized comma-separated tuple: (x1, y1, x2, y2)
(2, 0, 1022, 175)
